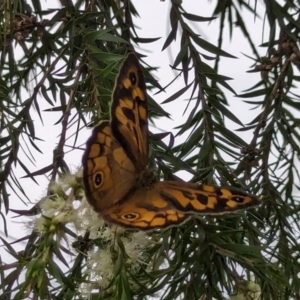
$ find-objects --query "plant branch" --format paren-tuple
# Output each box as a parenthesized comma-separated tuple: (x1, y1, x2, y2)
(49, 67, 83, 187)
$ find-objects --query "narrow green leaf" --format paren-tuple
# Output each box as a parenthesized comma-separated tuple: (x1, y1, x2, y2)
(173, 43, 188, 68)
(85, 29, 129, 44)
(221, 243, 266, 255)
(182, 13, 216, 22)
(87, 47, 123, 61)
(162, 82, 193, 104)
(192, 35, 237, 58)
(197, 140, 212, 162)
(209, 98, 244, 126)
(162, 21, 178, 51)
(0, 237, 19, 258)
(132, 37, 161, 43)
(213, 122, 248, 147)
(237, 88, 272, 98)
(21, 164, 53, 178)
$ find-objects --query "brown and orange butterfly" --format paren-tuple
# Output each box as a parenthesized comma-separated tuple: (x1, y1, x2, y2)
(82, 53, 260, 230)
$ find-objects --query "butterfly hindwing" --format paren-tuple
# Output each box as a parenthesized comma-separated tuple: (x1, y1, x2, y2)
(103, 181, 260, 230)
(156, 181, 259, 214)
(103, 182, 190, 230)
(110, 53, 148, 171)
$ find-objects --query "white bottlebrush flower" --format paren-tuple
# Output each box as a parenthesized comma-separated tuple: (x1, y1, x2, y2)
(53, 208, 77, 224)
(61, 174, 77, 190)
(72, 195, 105, 235)
(86, 248, 115, 290)
(229, 282, 261, 300)
(77, 282, 95, 298)
(48, 181, 65, 196)
(246, 282, 261, 300)
(39, 195, 66, 217)
(122, 231, 152, 271)
(32, 216, 49, 234)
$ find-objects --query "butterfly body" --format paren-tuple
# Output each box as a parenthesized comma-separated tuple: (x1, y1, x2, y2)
(82, 53, 260, 230)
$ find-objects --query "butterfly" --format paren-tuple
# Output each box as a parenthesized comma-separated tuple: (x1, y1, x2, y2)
(82, 53, 260, 230)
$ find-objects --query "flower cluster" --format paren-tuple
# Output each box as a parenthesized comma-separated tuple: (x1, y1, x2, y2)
(31, 169, 153, 297)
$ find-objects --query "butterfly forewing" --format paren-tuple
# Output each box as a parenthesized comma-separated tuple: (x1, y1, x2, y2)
(111, 53, 149, 171)
(82, 121, 136, 211)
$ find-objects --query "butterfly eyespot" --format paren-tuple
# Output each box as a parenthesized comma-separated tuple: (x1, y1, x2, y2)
(129, 72, 137, 85)
(94, 172, 103, 187)
(232, 196, 244, 203)
(121, 212, 139, 220)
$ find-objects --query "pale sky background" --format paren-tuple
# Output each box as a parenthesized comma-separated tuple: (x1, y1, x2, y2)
(1, 0, 289, 279)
